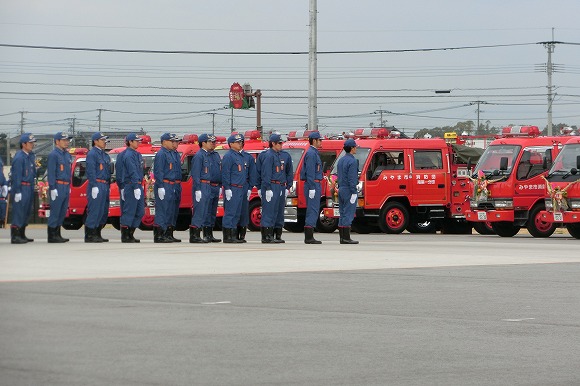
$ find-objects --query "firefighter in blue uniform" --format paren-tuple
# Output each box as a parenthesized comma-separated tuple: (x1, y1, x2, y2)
(221, 133, 246, 243)
(168, 134, 182, 242)
(115, 136, 128, 215)
(204, 136, 222, 242)
(337, 138, 359, 244)
(153, 133, 178, 243)
(0, 157, 7, 228)
(273, 145, 293, 243)
(301, 131, 324, 244)
(46, 131, 73, 243)
(10, 133, 37, 244)
(259, 133, 286, 243)
(119, 133, 144, 243)
(190, 134, 217, 243)
(85, 132, 111, 243)
(236, 140, 258, 242)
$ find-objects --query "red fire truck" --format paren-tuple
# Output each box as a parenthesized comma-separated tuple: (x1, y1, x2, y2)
(539, 136, 580, 238)
(464, 126, 563, 237)
(322, 128, 484, 234)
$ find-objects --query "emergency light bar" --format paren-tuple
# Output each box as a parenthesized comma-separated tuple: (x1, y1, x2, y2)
(140, 135, 152, 144)
(353, 128, 389, 139)
(68, 148, 88, 155)
(181, 134, 199, 144)
(244, 130, 262, 140)
(501, 126, 540, 137)
(287, 130, 314, 140)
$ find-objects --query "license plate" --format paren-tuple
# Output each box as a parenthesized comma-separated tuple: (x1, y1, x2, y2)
(477, 211, 487, 221)
(553, 212, 563, 222)
(333, 208, 340, 217)
(149, 208, 155, 216)
(45, 210, 50, 218)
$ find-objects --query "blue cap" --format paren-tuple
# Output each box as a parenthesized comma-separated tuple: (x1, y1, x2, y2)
(91, 132, 108, 142)
(160, 133, 172, 141)
(227, 133, 244, 144)
(54, 132, 72, 141)
(169, 133, 181, 141)
(308, 131, 321, 140)
(344, 138, 358, 147)
(269, 133, 284, 143)
(198, 134, 216, 143)
(19, 133, 37, 144)
(126, 133, 143, 142)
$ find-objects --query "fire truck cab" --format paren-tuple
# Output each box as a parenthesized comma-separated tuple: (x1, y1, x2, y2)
(323, 129, 483, 234)
(539, 136, 580, 238)
(464, 126, 563, 237)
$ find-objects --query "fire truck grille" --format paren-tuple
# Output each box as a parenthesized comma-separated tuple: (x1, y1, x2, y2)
(475, 202, 495, 210)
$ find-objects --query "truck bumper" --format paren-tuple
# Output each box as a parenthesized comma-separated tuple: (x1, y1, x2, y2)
(465, 209, 514, 222)
(284, 206, 298, 222)
(539, 210, 580, 223)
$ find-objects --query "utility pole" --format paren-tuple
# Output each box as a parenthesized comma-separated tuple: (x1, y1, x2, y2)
(374, 109, 389, 127)
(97, 109, 102, 132)
(543, 29, 556, 136)
(19, 111, 27, 135)
(69, 117, 76, 146)
(230, 108, 234, 133)
(209, 112, 216, 135)
(308, 0, 318, 132)
(470, 101, 486, 135)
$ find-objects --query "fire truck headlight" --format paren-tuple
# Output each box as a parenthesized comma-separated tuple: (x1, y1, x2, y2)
(544, 198, 553, 211)
(470, 200, 478, 209)
(357, 181, 364, 196)
(109, 200, 120, 208)
(493, 199, 513, 209)
(218, 199, 224, 207)
(569, 199, 580, 210)
(287, 181, 297, 197)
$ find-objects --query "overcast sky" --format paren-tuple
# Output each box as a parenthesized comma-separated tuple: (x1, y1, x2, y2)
(1, 0, 580, 138)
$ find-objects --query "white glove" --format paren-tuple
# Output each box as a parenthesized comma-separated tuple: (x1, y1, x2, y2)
(158, 187, 165, 200)
(121, 188, 125, 201)
(257, 189, 262, 199)
(219, 187, 223, 197)
(308, 189, 315, 199)
(195, 190, 202, 202)
(14, 192, 22, 202)
(285, 189, 289, 198)
(134, 188, 141, 200)
(225, 189, 232, 201)
(247, 190, 251, 200)
(51, 189, 58, 201)
(1, 185, 7, 197)
(91, 186, 99, 199)
(350, 193, 357, 204)
(265, 189, 273, 202)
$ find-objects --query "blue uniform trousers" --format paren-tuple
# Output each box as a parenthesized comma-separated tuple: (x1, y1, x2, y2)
(47, 184, 70, 228)
(204, 185, 220, 227)
(275, 188, 287, 228)
(154, 182, 175, 230)
(86, 182, 109, 228)
(191, 183, 211, 228)
(172, 184, 181, 227)
(260, 184, 284, 228)
(338, 190, 356, 227)
(11, 185, 34, 228)
(304, 184, 321, 228)
(223, 186, 244, 229)
(238, 187, 250, 227)
(0, 198, 6, 224)
(121, 185, 144, 228)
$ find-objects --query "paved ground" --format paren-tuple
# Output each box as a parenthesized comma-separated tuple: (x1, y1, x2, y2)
(1, 227, 579, 385)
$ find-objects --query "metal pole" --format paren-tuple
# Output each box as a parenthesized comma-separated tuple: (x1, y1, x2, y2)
(230, 108, 234, 133)
(255, 89, 262, 135)
(19, 111, 25, 135)
(98, 109, 102, 132)
(308, 0, 318, 132)
(544, 38, 555, 136)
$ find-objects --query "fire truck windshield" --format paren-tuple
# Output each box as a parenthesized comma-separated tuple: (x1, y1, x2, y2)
(283, 148, 305, 177)
(474, 144, 520, 176)
(549, 143, 580, 174)
(330, 148, 371, 175)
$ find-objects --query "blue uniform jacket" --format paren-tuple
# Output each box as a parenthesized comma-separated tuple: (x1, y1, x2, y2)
(222, 149, 247, 190)
(337, 153, 359, 195)
(153, 147, 176, 187)
(242, 150, 258, 189)
(47, 148, 72, 190)
(190, 149, 212, 191)
(122, 148, 143, 189)
(300, 146, 323, 190)
(0, 158, 6, 186)
(260, 149, 285, 191)
(208, 150, 222, 184)
(280, 150, 294, 188)
(115, 149, 127, 190)
(10, 150, 36, 194)
(86, 147, 111, 186)
(255, 150, 267, 188)
(171, 150, 182, 181)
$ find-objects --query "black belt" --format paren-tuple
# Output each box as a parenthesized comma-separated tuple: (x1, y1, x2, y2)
(231, 183, 243, 188)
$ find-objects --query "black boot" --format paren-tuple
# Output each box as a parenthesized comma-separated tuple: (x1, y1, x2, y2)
(224, 228, 243, 244)
(273, 227, 285, 243)
(57, 226, 69, 242)
(129, 227, 140, 243)
(204, 226, 221, 243)
(85, 227, 103, 243)
(304, 226, 322, 244)
(20, 226, 34, 242)
(339, 227, 359, 244)
(48, 226, 66, 243)
(121, 226, 135, 243)
(154, 227, 172, 243)
(97, 224, 109, 242)
(261, 227, 274, 244)
(189, 227, 208, 243)
(168, 226, 181, 242)
(11, 226, 28, 244)
(237, 226, 247, 243)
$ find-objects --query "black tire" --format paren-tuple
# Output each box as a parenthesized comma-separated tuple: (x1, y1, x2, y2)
(472, 221, 495, 235)
(491, 221, 520, 237)
(378, 202, 409, 234)
(317, 207, 338, 233)
(441, 219, 472, 234)
(406, 220, 439, 234)
(247, 199, 262, 231)
(526, 204, 557, 238)
(566, 223, 580, 239)
(62, 215, 83, 230)
(284, 217, 305, 233)
(351, 219, 377, 234)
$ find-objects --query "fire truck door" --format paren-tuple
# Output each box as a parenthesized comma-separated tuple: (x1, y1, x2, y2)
(411, 150, 447, 205)
(365, 150, 408, 207)
(513, 147, 553, 209)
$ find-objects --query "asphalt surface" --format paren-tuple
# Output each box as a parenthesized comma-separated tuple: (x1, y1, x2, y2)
(1, 227, 579, 385)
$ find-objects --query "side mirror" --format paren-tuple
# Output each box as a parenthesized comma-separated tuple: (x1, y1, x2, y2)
(500, 157, 508, 171)
(467, 157, 472, 172)
(542, 157, 548, 170)
(572, 168, 578, 176)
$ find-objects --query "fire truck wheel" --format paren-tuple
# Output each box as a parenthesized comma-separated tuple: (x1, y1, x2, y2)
(317, 207, 338, 233)
(491, 221, 520, 237)
(526, 204, 557, 238)
(472, 221, 495, 235)
(566, 223, 580, 239)
(406, 220, 439, 234)
(379, 202, 409, 234)
(248, 200, 262, 232)
(62, 216, 83, 230)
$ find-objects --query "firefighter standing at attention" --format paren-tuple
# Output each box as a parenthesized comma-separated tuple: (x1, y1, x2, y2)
(46, 132, 73, 243)
(300, 131, 323, 244)
(10, 133, 37, 244)
(153, 133, 179, 243)
(336, 138, 359, 244)
(85, 132, 111, 243)
(119, 133, 144, 243)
